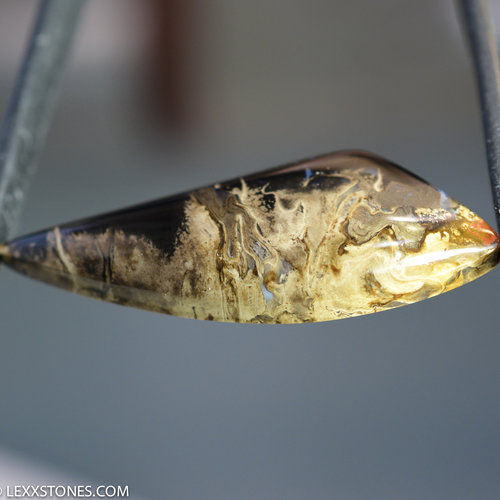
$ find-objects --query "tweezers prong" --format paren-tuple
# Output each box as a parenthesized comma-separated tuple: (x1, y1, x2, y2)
(0, 0, 85, 243)
(458, 0, 500, 231)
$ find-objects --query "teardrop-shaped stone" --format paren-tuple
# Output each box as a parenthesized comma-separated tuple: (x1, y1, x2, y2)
(1, 151, 498, 323)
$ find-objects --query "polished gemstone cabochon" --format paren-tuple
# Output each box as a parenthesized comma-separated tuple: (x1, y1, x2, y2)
(0, 151, 498, 323)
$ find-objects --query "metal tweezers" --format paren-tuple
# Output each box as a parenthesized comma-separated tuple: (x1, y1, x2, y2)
(0, 0, 499, 243)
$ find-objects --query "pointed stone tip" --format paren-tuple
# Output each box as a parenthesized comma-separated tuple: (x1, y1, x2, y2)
(470, 217, 500, 248)
(447, 210, 500, 276)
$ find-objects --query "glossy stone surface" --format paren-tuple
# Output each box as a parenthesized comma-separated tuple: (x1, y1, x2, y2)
(1, 151, 498, 323)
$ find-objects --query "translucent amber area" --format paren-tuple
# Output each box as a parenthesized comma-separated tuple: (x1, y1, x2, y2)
(1, 151, 498, 323)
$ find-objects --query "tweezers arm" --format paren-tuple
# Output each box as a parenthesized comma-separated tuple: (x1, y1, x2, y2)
(0, 0, 85, 243)
(458, 0, 500, 231)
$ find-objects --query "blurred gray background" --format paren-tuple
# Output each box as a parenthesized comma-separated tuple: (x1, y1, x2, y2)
(0, 1, 499, 499)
